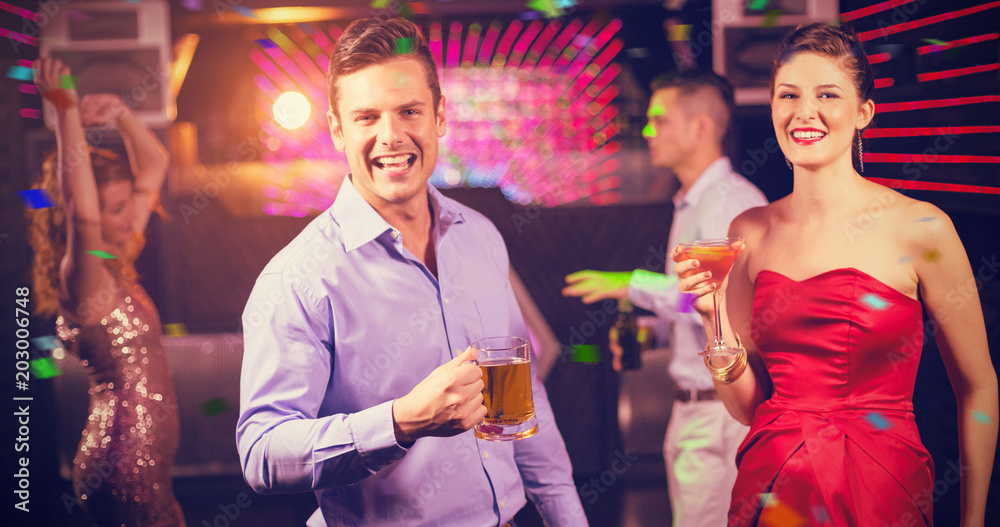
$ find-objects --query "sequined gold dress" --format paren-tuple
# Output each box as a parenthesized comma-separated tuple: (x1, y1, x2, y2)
(57, 280, 185, 526)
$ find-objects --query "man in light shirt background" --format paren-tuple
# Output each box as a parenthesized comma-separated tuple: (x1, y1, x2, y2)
(563, 69, 767, 526)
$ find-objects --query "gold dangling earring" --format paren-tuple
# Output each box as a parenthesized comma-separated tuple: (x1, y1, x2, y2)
(785, 158, 792, 169)
(858, 134, 864, 173)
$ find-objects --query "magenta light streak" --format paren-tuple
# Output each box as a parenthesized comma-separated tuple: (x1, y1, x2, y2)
(263, 47, 325, 102)
(507, 20, 544, 70)
(535, 19, 583, 74)
(19, 83, 37, 94)
(254, 74, 282, 100)
(462, 23, 481, 67)
(447, 21, 462, 70)
(429, 22, 444, 70)
(520, 20, 562, 75)
(551, 19, 601, 74)
(477, 21, 502, 65)
(310, 25, 337, 56)
(492, 20, 523, 67)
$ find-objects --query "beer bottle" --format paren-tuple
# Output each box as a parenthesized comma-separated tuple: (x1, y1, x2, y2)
(616, 299, 642, 370)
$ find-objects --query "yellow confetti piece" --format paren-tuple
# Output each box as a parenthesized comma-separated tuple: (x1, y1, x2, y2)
(668, 24, 692, 42)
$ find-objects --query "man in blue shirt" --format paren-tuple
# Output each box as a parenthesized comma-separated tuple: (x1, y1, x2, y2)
(237, 17, 586, 526)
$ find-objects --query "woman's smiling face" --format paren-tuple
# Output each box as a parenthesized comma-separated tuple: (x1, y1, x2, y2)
(772, 52, 873, 171)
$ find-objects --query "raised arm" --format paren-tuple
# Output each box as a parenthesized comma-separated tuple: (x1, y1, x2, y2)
(673, 209, 772, 425)
(35, 58, 110, 320)
(909, 203, 997, 527)
(79, 93, 169, 234)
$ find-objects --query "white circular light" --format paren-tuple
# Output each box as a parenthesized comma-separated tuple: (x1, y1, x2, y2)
(274, 92, 311, 129)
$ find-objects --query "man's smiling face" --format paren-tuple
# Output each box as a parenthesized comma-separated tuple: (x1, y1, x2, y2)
(328, 56, 447, 210)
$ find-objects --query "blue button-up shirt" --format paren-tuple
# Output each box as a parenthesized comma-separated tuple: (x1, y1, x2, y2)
(237, 176, 586, 526)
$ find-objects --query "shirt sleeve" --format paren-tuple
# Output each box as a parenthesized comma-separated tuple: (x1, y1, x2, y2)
(236, 272, 407, 494)
(507, 283, 589, 526)
(628, 269, 680, 320)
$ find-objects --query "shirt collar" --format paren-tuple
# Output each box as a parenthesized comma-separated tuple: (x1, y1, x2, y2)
(672, 156, 733, 209)
(331, 174, 465, 253)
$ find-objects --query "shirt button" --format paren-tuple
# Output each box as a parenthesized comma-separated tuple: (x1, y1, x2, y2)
(500, 500, 505, 508)
(390, 231, 399, 239)
(483, 451, 489, 459)
(443, 297, 450, 305)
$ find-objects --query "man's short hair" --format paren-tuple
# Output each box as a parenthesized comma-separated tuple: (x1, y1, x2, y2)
(327, 17, 441, 118)
(649, 69, 734, 138)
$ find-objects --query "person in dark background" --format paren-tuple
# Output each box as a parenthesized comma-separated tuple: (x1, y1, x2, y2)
(563, 69, 767, 526)
(236, 16, 586, 526)
(28, 57, 183, 526)
(675, 24, 998, 526)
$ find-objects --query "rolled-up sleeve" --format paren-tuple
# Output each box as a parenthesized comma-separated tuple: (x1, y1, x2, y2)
(236, 272, 407, 494)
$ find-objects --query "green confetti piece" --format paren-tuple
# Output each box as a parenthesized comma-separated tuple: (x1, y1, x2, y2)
(58, 74, 78, 90)
(571, 344, 600, 363)
(922, 38, 948, 46)
(641, 122, 656, 138)
(198, 397, 232, 417)
(371, 0, 389, 8)
(747, 0, 770, 10)
(30, 357, 62, 379)
(86, 250, 117, 259)
(394, 37, 414, 55)
(648, 103, 665, 117)
(761, 9, 783, 28)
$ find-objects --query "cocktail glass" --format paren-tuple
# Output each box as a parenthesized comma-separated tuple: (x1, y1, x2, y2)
(676, 237, 745, 357)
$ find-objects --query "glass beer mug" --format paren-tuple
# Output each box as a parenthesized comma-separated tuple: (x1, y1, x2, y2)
(472, 336, 539, 441)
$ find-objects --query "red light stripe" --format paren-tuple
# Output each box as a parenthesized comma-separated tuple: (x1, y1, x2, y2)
(867, 52, 892, 64)
(857, 2, 1000, 42)
(864, 153, 1000, 163)
(868, 178, 1000, 194)
(917, 63, 999, 81)
(864, 126, 1000, 138)
(879, 95, 1000, 112)
(917, 33, 1000, 54)
(841, 0, 916, 22)
(874, 78, 895, 88)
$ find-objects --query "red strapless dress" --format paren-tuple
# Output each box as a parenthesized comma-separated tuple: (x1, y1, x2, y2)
(729, 268, 934, 526)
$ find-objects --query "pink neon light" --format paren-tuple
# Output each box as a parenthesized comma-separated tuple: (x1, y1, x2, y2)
(917, 33, 999, 54)
(19, 84, 37, 94)
(840, 0, 915, 22)
(878, 95, 1000, 112)
(874, 78, 895, 89)
(0, 28, 37, 46)
(492, 20, 522, 66)
(857, 2, 1000, 41)
(477, 22, 501, 65)
(867, 52, 892, 64)
(447, 21, 462, 69)
(864, 153, 1000, 163)
(917, 63, 999, 82)
(864, 126, 1000, 138)
(429, 22, 443, 70)
(0, 1, 40, 21)
(20, 108, 40, 119)
(462, 23, 480, 67)
(868, 178, 1000, 194)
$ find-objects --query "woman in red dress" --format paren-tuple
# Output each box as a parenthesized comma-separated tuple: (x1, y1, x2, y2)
(674, 24, 997, 526)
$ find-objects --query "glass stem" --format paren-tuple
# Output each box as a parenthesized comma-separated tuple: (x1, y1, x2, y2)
(713, 287, 725, 348)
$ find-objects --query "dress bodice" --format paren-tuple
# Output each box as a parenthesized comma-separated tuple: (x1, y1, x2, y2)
(753, 267, 923, 412)
(728, 268, 934, 526)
